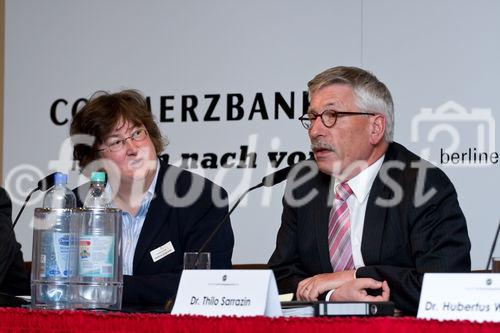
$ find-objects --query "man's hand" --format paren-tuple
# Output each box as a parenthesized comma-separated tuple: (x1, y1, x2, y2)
(296, 270, 356, 301)
(330, 278, 390, 302)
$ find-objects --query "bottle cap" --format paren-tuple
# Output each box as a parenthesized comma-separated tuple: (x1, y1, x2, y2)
(90, 171, 106, 183)
(54, 172, 68, 185)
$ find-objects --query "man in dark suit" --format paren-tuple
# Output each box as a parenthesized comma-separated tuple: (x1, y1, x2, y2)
(71, 90, 234, 306)
(268, 66, 471, 314)
(0, 187, 30, 296)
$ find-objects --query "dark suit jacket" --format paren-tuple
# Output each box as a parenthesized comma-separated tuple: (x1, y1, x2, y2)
(0, 187, 30, 295)
(75, 159, 234, 306)
(268, 142, 471, 314)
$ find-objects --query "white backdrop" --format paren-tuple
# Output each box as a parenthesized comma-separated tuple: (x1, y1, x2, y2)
(4, 0, 499, 269)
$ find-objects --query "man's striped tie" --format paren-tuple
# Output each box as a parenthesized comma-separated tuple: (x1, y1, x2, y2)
(328, 182, 355, 272)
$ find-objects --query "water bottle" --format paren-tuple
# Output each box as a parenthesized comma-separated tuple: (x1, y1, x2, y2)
(43, 173, 77, 209)
(32, 172, 78, 309)
(78, 172, 123, 310)
(83, 171, 110, 209)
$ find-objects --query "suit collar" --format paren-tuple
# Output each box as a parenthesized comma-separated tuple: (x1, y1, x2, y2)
(146, 160, 161, 197)
(361, 142, 398, 264)
(314, 171, 336, 273)
(133, 160, 172, 271)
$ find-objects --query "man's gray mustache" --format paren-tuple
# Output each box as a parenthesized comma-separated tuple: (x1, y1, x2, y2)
(310, 141, 336, 152)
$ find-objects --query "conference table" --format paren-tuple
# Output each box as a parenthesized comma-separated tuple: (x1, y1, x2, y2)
(1, 307, 500, 332)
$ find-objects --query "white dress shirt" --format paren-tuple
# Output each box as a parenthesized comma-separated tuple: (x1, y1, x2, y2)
(325, 155, 384, 300)
(340, 155, 385, 268)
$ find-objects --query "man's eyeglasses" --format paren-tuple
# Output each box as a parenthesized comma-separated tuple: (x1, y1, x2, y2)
(299, 110, 376, 130)
(99, 128, 149, 152)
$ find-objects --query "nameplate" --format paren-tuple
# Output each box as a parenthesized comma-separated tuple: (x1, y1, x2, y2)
(417, 273, 500, 322)
(171, 270, 282, 317)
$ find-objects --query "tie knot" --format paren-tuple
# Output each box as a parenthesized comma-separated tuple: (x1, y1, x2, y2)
(335, 182, 352, 202)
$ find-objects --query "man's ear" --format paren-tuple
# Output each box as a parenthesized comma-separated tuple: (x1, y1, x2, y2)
(369, 114, 386, 145)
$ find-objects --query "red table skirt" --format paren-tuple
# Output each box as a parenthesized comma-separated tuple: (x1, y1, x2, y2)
(1, 307, 499, 333)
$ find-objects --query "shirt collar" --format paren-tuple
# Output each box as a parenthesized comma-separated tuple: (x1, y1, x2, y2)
(146, 159, 160, 198)
(335, 155, 385, 204)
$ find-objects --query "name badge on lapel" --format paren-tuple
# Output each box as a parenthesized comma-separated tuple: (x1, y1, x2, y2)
(150, 241, 175, 262)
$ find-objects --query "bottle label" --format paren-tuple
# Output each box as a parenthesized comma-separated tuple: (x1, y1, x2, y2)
(40, 231, 75, 278)
(79, 236, 115, 278)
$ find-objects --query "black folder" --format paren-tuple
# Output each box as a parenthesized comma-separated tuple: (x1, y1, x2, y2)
(281, 301, 395, 317)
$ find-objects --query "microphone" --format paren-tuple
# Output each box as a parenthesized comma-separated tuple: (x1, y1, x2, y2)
(194, 165, 293, 264)
(37, 173, 57, 191)
(262, 165, 293, 187)
(12, 172, 57, 228)
(486, 219, 500, 270)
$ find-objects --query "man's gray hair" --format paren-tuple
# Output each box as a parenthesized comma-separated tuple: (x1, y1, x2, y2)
(308, 66, 394, 142)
